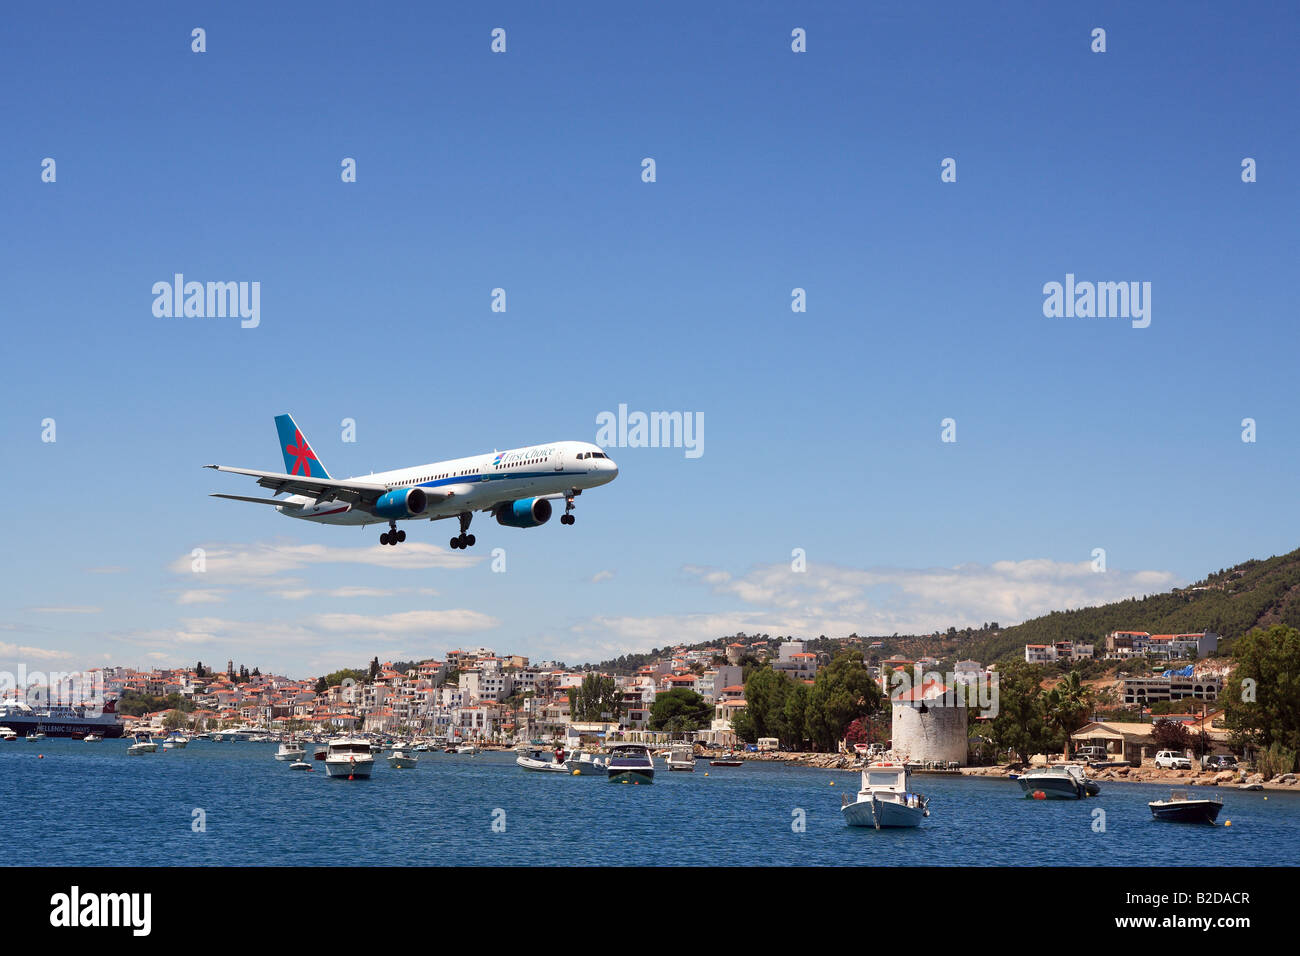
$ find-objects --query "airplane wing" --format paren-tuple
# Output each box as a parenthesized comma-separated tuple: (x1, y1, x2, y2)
(204, 464, 394, 504)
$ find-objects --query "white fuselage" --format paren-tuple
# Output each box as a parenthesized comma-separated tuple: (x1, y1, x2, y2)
(274, 440, 617, 527)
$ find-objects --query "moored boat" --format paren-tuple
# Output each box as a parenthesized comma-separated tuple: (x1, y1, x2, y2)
(126, 732, 157, 755)
(323, 737, 376, 779)
(842, 760, 930, 828)
(516, 748, 572, 773)
(667, 744, 695, 771)
(386, 748, 419, 769)
(606, 742, 655, 784)
(1149, 789, 1223, 824)
(1017, 765, 1095, 799)
(275, 740, 306, 762)
(568, 751, 607, 775)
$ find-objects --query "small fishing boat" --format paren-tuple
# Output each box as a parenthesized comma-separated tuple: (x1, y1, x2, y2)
(1237, 782, 1263, 791)
(667, 744, 695, 772)
(1149, 790, 1223, 824)
(568, 751, 607, 775)
(0, 727, 18, 741)
(709, 758, 743, 767)
(126, 732, 157, 755)
(275, 740, 306, 762)
(455, 744, 479, 755)
(386, 748, 419, 769)
(842, 760, 929, 828)
(606, 742, 655, 784)
(289, 759, 313, 771)
(83, 733, 102, 743)
(27, 731, 46, 740)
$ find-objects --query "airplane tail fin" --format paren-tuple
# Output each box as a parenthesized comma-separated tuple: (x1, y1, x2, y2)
(274, 414, 330, 478)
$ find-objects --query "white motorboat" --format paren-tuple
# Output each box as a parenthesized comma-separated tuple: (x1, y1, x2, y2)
(27, 731, 46, 740)
(841, 761, 929, 828)
(290, 759, 313, 770)
(516, 748, 572, 772)
(162, 732, 188, 749)
(568, 751, 607, 776)
(83, 733, 102, 742)
(1018, 765, 1096, 800)
(667, 744, 695, 772)
(324, 737, 376, 778)
(455, 744, 479, 755)
(126, 733, 158, 755)
(0, 726, 17, 741)
(275, 740, 306, 762)
(606, 742, 655, 784)
(387, 748, 419, 769)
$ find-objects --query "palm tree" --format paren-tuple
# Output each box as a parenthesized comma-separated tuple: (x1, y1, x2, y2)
(1045, 670, 1091, 759)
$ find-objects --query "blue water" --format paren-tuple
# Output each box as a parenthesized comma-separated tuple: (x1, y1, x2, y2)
(4, 741, 1297, 866)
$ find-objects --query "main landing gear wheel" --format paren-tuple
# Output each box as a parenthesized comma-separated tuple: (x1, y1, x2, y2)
(561, 496, 576, 525)
(450, 512, 475, 549)
(380, 522, 406, 546)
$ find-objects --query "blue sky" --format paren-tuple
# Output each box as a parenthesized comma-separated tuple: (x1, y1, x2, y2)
(2, 2, 1297, 677)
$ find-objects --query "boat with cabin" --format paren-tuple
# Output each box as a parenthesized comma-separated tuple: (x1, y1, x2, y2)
(126, 732, 157, 755)
(841, 760, 930, 828)
(323, 737, 376, 778)
(667, 744, 695, 771)
(275, 739, 306, 762)
(606, 742, 655, 784)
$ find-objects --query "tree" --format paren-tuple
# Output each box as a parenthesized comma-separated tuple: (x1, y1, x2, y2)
(649, 689, 711, 733)
(1223, 624, 1300, 769)
(804, 651, 881, 751)
(731, 707, 757, 743)
(1151, 717, 1191, 751)
(988, 661, 1051, 764)
(1044, 669, 1091, 757)
(568, 674, 622, 722)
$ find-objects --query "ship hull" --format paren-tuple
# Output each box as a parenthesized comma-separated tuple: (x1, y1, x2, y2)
(0, 715, 125, 739)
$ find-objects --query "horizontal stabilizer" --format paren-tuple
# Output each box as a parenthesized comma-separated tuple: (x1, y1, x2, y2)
(211, 493, 290, 506)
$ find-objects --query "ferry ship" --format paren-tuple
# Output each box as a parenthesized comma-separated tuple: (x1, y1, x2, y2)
(0, 699, 125, 739)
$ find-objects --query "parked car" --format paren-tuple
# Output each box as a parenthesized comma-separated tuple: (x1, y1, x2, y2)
(1154, 750, 1192, 770)
(1201, 754, 1238, 771)
(1074, 746, 1107, 762)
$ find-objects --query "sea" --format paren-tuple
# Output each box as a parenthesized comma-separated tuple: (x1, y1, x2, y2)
(4, 740, 1297, 866)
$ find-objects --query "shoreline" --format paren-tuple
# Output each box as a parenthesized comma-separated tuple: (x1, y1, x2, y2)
(718, 751, 1300, 792)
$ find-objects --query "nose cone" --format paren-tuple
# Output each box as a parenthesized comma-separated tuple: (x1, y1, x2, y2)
(604, 457, 619, 482)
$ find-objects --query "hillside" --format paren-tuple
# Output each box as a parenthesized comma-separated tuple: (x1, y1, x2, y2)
(966, 546, 1300, 663)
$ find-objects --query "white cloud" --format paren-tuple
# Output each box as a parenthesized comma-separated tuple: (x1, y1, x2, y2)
(168, 541, 477, 582)
(590, 570, 615, 584)
(536, 557, 1184, 663)
(27, 606, 102, 615)
(0, 641, 76, 663)
(176, 590, 227, 605)
(312, 610, 497, 634)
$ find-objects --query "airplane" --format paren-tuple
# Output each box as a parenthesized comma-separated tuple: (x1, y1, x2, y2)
(207, 414, 618, 549)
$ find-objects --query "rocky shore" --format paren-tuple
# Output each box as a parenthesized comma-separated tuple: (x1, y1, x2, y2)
(961, 763, 1300, 792)
(701, 751, 1300, 791)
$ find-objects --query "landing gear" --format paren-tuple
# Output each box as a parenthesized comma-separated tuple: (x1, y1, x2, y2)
(450, 512, 476, 550)
(380, 522, 407, 546)
(560, 495, 576, 525)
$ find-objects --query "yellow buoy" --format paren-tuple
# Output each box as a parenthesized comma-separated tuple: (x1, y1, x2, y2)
(829, 781, 835, 786)
(1224, 820, 1231, 826)
(572, 769, 579, 775)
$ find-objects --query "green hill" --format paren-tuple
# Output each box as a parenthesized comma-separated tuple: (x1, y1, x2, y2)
(966, 546, 1300, 663)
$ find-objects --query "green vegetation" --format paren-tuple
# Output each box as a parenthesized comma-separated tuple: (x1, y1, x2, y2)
(568, 674, 622, 722)
(648, 689, 711, 733)
(117, 690, 196, 717)
(1222, 624, 1300, 771)
(315, 668, 368, 693)
(733, 651, 881, 751)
